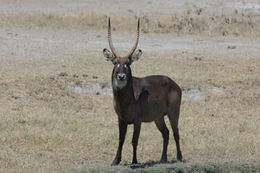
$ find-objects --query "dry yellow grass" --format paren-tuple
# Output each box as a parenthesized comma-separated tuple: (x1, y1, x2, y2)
(0, 11, 259, 37)
(0, 47, 259, 172)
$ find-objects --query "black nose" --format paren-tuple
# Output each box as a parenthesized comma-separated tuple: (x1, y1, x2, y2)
(118, 73, 126, 80)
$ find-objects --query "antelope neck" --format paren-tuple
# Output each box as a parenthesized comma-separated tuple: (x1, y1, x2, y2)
(112, 75, 135, 108)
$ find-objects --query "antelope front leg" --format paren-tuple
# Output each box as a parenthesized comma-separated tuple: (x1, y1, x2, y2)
(112, 119, 127, 166)
(132, 121, 141, 164)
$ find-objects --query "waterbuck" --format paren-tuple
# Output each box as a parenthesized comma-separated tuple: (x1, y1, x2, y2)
(103, 18, 183, 165)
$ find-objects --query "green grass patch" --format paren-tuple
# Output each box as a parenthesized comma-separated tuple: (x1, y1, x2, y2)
(90, 162, 260, 173)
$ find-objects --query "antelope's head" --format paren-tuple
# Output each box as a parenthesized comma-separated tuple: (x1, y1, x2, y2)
(103, 18, 142, 89)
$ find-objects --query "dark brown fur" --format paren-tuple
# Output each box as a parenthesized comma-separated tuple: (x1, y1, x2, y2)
(103, 18, 183, 165)
(111, 67, 182, 165)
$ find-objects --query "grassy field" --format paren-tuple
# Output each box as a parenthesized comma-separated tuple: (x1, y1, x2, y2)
(0, 0, 260, 172)
(0, 11, 259, 37)
(0, 49, 259, 172)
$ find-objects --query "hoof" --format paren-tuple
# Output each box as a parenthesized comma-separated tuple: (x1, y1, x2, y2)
(131, 160, 138, 165)
(160, 158, 168, 163)
(160, 155, 168, 163)
(111, 159, 120, 166)
(177, 153, 183, 162)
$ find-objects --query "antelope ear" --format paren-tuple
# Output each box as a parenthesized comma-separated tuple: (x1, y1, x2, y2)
(129, 49, 142, 64)
(103, 48, 116, 64)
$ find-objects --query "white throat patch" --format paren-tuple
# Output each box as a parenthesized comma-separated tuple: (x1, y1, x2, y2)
(114, 78, 127, 89)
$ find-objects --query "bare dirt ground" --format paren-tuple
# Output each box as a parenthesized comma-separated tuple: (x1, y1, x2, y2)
(1, 0, 260, 16)
(0, 0, 260, 172)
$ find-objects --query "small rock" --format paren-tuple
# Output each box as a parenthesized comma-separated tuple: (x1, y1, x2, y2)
(73, 74, 79, 78)
(225, 18, 230, 24)
(128, 9, 133, 13)
(196, 8, 203, 15)
(83, 74, 88, 78)
(194, 57, 202, 61)
(101, 84, 107, 89)
(210, 17, 215, 21)
(92, 76, 98, 79)
(227, 45, 236, 49)
(158, 22, 165, 28)
(12, 96, 23, 100)
(59, 72, 68, 77)
(75, 81, 83, 85)
(18, 120, 26, 124)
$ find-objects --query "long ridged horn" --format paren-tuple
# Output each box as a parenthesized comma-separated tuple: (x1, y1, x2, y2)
(126, 18, 140, 58)
(108, 17, 120, 58)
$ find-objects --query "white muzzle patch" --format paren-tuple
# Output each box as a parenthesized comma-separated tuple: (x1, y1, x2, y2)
(114, 78, 127, 89)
